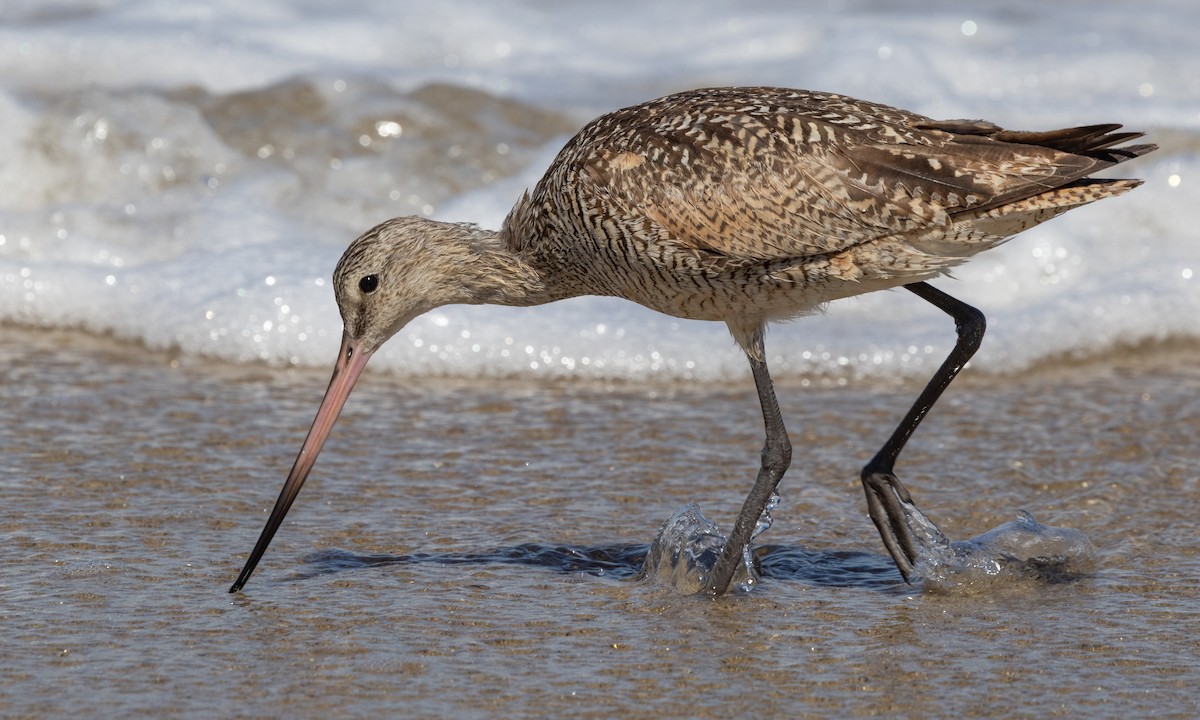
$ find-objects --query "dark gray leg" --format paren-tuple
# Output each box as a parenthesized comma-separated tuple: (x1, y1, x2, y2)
(705, 337, 792, 596)
(861, 281, 986, 581)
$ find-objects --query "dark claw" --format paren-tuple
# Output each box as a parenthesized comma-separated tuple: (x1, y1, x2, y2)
(862, 469, 918, 582)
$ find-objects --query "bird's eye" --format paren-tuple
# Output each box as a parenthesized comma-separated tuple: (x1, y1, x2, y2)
(359, 275, 379, 294)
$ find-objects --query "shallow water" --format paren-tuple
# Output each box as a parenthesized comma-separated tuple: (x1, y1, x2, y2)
(3, 328, 1200, 717)
(2, 0, 1196, 381)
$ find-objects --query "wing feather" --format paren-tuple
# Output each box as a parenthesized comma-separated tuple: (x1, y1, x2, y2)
(550, 88, 1147, 264)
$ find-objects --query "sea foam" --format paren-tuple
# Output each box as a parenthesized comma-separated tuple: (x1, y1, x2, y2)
(0, 1, 1194, 381)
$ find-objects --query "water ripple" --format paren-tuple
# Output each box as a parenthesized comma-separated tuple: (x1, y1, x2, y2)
(295, 502, 1093, 595)
(299, 541, 906, 590)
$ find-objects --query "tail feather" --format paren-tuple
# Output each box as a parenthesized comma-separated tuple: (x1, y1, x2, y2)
(988, 125, 1156, 163)
(919, 118, 1157, 165)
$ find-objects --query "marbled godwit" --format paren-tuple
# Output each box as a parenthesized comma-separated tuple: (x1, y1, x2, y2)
(229, 87, 1153, 595)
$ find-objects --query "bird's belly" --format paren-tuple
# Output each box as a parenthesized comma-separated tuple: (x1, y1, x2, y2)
(554, 227, 966, 324)
(591, 244, 949, 326)
(597, 257, 870, 324)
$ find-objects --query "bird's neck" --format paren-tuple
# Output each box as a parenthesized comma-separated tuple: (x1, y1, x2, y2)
(455, 227, 562, 309)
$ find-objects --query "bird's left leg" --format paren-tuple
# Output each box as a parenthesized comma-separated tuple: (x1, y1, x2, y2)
(861, 281, 986, 581)
(704, 331, 792, 596)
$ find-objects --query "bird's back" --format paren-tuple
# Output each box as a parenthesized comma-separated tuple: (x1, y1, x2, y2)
(502, 87, 1153, 322)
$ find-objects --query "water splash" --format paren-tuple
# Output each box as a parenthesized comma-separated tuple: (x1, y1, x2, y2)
(739, 490, 782, 590)
(641, 504, 757, 595)
(904, 502, 1096, 593)
(641, 495, 1094, 595)
(751, 491, 781, 542)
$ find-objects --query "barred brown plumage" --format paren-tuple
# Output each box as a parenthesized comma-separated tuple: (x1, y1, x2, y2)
(230, 87, 1154, 595)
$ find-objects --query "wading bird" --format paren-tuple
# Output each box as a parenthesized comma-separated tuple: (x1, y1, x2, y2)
(229, 87, 1152, 594)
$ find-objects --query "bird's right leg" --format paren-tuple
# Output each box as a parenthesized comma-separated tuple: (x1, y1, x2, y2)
(704, 331, 793, 596)
(861, 281, 986, 581)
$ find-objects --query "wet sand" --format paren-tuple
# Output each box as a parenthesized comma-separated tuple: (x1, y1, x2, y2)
(2, 326, 1199, 718)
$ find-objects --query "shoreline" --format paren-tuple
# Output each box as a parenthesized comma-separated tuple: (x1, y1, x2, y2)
(7, 322, 1198, 393)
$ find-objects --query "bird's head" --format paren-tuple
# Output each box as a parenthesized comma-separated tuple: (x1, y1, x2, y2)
(332, 215, 481, 355)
